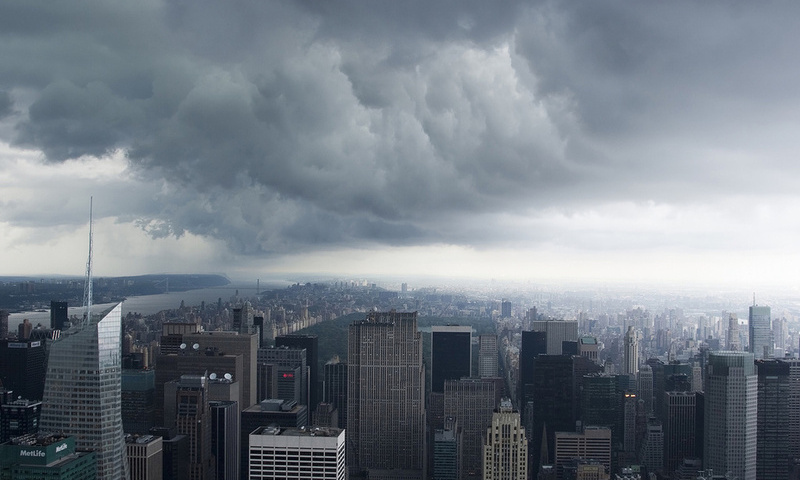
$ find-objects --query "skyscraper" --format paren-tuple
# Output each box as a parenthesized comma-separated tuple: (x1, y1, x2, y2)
(637, 365, 654, 416)
(248, 426, 346, 480)
(478, 334, 499, 378)
(347, 310, 426, 479)
(663, 392, 697, 475)
(623, 326, 639, 378)
(704, 352, 756, 480)
(531, 320, 578, 355)
(323, 358, 347, 428)
(165, 375, 215, 480)
(0, 338, 47, 401)
(432, 325, 472, 392)
(50, 300, 69, 331)
(755, 359, 790, 480)
(39, 303, 129, 480)
(0, 310, 8, 340)
(443, 378, 496, 479)
(276, 334, 319, 410)
(726, 314, 742, 351)
(483, 399, 527, 480)
(748, 305, 772, 360)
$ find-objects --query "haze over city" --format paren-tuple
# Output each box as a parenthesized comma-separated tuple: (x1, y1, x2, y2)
(2, 2, 800, 289)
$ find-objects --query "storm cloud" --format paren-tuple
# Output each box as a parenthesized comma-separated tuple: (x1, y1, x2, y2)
(2, 0, 799, 261)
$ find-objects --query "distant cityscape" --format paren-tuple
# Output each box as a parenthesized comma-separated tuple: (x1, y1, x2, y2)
(0, 276, 798, 479)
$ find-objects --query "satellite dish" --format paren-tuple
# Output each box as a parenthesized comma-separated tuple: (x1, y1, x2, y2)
(209, 373, 217, 380)
(179, 343, 187, 350)
(224, 373, 232, 381)
(192, 343, 200, 350)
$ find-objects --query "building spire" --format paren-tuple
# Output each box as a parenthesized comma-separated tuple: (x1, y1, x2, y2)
(82, 197, 93, 325)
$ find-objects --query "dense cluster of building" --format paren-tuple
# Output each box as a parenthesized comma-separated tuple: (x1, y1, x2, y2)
(0, 285, 799, 480)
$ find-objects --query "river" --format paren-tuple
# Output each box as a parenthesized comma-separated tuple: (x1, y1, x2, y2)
(7, 281, 289, 333)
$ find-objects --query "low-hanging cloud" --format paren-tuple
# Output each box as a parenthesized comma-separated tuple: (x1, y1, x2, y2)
(2, 0, 799, 258)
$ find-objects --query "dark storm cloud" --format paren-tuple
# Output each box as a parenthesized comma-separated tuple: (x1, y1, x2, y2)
(2, 0, 798, 256)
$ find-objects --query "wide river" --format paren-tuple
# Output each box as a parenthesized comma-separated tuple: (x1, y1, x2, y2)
(7, 281, 288, 333)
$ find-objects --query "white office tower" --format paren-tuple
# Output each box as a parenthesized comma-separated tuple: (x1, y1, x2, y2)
(748, 304, 772, 360)
(623, 326, 639, 378)
(249, 426, 345, 479)
(704, 352, 756, 480)
(40, 303, 129, 480)
(483, 399, 527, 480)
(726, 314, 742, 351)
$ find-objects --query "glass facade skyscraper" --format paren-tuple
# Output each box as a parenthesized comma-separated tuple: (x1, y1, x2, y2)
(39, 303, 129, 480)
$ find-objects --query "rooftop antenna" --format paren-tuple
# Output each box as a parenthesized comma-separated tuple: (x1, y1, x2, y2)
(81, 197, 94, 326)
(753, 292, 756, 307)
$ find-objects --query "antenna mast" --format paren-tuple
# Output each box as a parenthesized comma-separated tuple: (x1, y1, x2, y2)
(82, 197, 94, 325)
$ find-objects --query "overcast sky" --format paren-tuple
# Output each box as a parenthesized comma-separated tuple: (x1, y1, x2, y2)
(2, 1, 800, 288)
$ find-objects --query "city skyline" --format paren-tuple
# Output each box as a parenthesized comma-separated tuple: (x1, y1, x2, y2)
(2, 3, 800, 289)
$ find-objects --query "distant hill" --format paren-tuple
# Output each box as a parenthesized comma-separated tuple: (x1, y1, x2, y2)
(0, 274, 229, 311)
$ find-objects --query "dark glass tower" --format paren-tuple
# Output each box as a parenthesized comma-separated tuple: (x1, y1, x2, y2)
(39, 303, 129, 480)
(756, 359, 790, 480)
(0, 338, 47, 401)
(276, 334, 319, 409)
(50, 300, 69, 331)
(431, 325, 472, 393)
(323, 358, 348, 428)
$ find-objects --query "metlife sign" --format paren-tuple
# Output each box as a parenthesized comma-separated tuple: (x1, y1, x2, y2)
(0, 437, 75, 466)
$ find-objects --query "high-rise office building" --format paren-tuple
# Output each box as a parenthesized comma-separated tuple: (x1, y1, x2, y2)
(756, 359, 790, 480)
(276, 334, 319, 410)
(785, 359, 800, 461)
(432, 326, 472, 393)
(637, 365, 654, 416)
(531, 320, 578, 355)
(554, 427, 611, 480)
(240, 399, 309, 478)
(258, 345, 308, 406)
(231, 302, 254, 334)
(663, 392, 697, 475)
(347, 310, 425, 479)
(122, 369, 156, 434)
(639, 419, 663, 476)
(50, 300, 69, 331)
(478, 334, 499, 378)
(519, 330, 547, 407)
(704, 352, 756, 480)
(0, 339, 47, 401)
(623, 326, 638, 378)
(126, 434, 163, 480)
(155, 348, 243, 426)
(0, 399, 41, 443)
(501, 300, 512, 318)
(726, 314, 742, 351)
(483, 399, 527, 480)
(248, 426, 346, 480)
(528, 355, 581, 475)
(209, 400, 239, 480)
(323, 359, 347, 428)
(434, 417, 461, 480)
(748, 305, 772, 360)
(165, 375, 214, 480)
(0, 310, 8, 339)
(578, 336, 600, 364)
(443, 378, 496, 479)
(39, 303, 129, 480)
